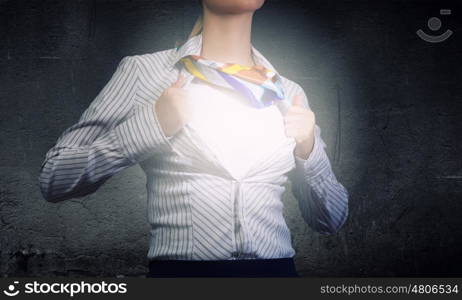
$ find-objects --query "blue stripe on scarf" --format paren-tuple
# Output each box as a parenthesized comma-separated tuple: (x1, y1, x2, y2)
(217, 71, 265, 108)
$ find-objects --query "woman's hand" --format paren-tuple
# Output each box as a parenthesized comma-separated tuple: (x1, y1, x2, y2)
(154, 73, 192, 137)
(283, 94, 316, 160)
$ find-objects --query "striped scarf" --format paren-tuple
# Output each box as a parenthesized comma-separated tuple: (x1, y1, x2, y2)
(179, 54, 285, 109)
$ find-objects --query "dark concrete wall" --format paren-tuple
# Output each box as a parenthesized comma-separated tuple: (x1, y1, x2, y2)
(1, 0, 461, 277)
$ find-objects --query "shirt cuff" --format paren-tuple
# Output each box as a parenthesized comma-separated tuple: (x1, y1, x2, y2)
(294, 129, 330, 183)
(114, 103, 174, 163)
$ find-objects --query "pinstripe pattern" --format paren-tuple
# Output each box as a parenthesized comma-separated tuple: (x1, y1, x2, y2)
(38, 33, 349, 261)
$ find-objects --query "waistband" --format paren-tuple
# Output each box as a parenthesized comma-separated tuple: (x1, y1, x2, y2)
(147, 257, 299, 278)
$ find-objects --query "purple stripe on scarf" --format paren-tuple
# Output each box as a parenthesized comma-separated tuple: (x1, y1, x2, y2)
(217, 71, 264, 108)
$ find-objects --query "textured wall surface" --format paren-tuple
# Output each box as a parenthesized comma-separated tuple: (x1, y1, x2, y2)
(1, 0, 461, 277)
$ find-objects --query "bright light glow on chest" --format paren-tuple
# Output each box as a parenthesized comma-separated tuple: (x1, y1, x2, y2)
(185, 81, 288, 180)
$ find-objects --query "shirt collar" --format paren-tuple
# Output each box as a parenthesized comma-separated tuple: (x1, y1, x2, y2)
(171, 32, 280, 75)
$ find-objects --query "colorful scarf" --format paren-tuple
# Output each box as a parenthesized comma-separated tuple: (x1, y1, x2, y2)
(179, 54, 285, 109)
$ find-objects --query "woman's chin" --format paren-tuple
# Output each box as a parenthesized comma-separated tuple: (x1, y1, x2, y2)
(203, 0, 265, 15)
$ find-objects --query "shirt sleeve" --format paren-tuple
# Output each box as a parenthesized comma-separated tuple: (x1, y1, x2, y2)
(38, 56, 174, 203)
(288, 85, 349, 235)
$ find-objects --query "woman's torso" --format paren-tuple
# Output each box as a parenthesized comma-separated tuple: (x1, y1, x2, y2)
(133, 50, 302, 261)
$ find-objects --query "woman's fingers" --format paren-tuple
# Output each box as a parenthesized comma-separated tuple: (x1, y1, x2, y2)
(171, 72, 186, 88)
(284, 113, 308, 125)
(292, 94, 304, 107)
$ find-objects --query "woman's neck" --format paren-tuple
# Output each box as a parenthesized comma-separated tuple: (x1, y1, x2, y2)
(200, 11, 255, 66)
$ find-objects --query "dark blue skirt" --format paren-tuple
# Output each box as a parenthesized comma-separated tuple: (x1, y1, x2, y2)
(147, 257, 300, 278)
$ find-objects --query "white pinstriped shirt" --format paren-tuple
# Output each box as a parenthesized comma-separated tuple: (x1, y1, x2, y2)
(39, 33, 349, 261)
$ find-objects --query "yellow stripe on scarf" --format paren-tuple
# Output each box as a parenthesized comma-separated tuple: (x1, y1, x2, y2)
(220, 64, 252, 75)
(181, 58, 208, 82)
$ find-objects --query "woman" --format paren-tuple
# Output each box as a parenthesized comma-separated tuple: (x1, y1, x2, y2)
(39, 0, 349, 277)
